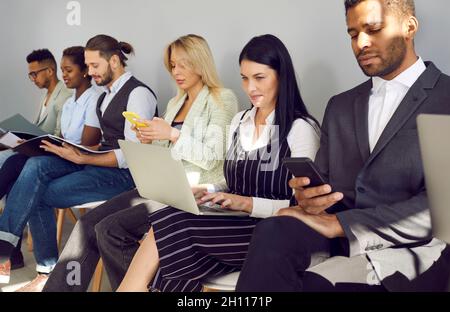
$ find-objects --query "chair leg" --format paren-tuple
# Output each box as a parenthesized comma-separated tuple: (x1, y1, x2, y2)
(202, 286, 219, 292)
(26, 226, 33, 252)
(56, 209, 66, 250)
(66, 208, 78, 224)
(91, 259, 104, 292)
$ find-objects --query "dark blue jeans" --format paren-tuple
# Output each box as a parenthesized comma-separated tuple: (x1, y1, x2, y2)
(0, 155, 135, 273)
(0, 153, 29, 198)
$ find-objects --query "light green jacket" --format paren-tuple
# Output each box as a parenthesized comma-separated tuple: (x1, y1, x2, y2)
(35, 80, 72, 136)
(153, 85, 238, 185)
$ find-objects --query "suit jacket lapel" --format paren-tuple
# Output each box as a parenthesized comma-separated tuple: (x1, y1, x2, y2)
(367, 62, 440, 166)
(36, 81, 63, 125)
(163, 86, 209, 147)
(183, 85, 209, 127)
(164, 93, 187, 125)
(34, 96, 46, 125)
(353, 80, 372, 163)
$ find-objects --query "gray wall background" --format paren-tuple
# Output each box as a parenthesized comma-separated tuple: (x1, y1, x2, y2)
(0, 0, 449, 123)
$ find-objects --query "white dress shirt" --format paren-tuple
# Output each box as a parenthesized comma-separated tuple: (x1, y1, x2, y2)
(99, 72, 157, 168)
(368, 57, 426, 152)
(213, 107, 320, 218)
(60, 86, 101, 144)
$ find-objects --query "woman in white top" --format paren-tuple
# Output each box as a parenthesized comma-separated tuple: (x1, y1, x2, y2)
(117, 34, 321, 292)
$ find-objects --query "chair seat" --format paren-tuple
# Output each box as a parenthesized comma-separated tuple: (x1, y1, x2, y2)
(202, 271, 241, 291)
(201, 256, 358, 291)
(71, 201, 106, 209)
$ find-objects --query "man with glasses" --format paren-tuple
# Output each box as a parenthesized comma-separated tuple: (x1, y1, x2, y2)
(0, 49, 71, 273)
(26, 49, 72, 136)
(0, 49, 71, 167)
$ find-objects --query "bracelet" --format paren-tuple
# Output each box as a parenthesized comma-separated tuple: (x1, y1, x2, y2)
(170, 128, 181, 142)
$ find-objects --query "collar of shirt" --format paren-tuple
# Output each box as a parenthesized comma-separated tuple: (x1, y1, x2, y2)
(239, 106, 276, 151)
(371, 57, 426, 95)
(70, 85, 96, 106)
(240, 106, 275, 126)
(103, 72, 132, 95)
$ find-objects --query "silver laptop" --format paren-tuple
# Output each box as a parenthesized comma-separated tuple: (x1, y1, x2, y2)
(417, 114, 450, 244)
(119, 140, 248, 216)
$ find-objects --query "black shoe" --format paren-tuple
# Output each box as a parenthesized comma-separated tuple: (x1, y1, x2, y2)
(10, 250, 24, 270)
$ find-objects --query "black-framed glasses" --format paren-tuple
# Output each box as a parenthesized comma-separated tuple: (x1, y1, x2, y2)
(28, 67, 48, 80)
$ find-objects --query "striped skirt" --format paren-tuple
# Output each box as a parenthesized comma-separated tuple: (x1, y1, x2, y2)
(149, 207, 261, 292)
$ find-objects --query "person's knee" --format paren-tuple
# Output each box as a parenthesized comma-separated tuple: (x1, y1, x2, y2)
(253, 216, 301, 242)
(19, 157, 44, 177)
(94, 214, 119, 248)
(60, 210, 101, 248)
(251, 216, 313, 254)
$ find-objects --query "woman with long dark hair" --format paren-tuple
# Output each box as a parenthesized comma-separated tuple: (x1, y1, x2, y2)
(118, 34, 321, 292)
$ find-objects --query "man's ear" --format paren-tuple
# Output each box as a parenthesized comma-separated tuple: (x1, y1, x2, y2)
(405, 15, 419, 40)
(47, 66, 55, 76)
(109, 54, 121, 70)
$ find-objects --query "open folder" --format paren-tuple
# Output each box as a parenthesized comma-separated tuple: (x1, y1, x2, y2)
(0, 114, 48, 150)
(0, 114, 110, 157)
(12, 135, 110, 157)
(0, 113, 47, 138)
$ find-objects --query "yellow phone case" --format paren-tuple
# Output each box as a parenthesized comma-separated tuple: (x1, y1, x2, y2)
(122, 111, 147, 127)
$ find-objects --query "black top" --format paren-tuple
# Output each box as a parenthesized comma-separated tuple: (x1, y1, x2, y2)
(171, 121, 184, 130)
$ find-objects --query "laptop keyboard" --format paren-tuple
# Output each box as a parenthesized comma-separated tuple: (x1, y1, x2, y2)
(199, 203, 231, 213)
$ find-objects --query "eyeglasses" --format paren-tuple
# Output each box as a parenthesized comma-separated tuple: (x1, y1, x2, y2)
(28, 67, 48, 80)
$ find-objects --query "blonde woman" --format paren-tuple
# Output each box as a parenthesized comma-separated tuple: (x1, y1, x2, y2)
(43, 34, 238, 292)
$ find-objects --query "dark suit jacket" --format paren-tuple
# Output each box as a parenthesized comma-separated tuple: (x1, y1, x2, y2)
(315, 62, 450, 291)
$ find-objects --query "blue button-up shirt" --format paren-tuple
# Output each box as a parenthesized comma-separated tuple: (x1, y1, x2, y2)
(60, 86, 101, 144)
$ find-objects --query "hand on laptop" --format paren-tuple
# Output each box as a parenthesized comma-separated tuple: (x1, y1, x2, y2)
(197, 192, 253, 214)
(192, 185, 208, 201)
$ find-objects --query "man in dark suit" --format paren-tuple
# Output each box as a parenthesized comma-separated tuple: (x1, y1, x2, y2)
(236, 0, 450, 291)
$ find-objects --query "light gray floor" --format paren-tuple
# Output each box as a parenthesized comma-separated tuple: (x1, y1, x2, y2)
(0, 211, 112, 292)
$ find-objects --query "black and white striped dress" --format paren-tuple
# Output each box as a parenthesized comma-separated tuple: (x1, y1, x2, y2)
(149, 111, 293, 292)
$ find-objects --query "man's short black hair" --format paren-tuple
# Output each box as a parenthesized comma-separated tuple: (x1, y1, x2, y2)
(345, 0, 416, 17)
(26, 49, 57, 68)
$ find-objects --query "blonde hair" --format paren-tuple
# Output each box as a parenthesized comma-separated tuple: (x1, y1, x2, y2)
(164, 34, 223, 102)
